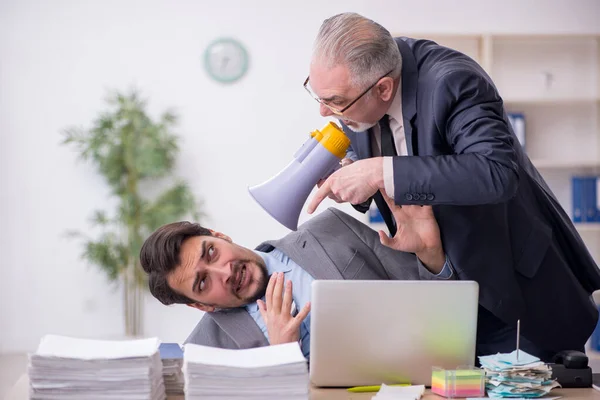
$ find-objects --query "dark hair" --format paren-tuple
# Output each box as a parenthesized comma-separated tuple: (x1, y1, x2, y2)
(140, 221, 212, 305)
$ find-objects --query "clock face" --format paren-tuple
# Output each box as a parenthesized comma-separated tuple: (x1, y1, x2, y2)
(204, 38, 249, 83)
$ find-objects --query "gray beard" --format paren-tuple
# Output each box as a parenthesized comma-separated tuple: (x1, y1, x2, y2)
(339, 119, 377, 133)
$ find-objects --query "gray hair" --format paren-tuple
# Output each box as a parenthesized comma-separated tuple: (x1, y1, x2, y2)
(312, 12, 402, 89)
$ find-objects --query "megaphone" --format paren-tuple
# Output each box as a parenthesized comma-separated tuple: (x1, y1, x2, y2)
(248, 122, 350, 230)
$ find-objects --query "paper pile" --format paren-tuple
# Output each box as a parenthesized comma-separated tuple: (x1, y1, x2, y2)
(479, 350, 560, 398)
(158, 343, 184, 395)
(28, 335, 165, 400)
(372, 384, 425, 400)
(183, 342, 309, 399)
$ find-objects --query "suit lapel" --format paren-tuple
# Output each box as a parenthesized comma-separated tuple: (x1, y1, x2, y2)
(396, 38, 418, 156)
(263, 230, 343, 280)
(354, 128, 372, 159)
(207, 308, 269, 348)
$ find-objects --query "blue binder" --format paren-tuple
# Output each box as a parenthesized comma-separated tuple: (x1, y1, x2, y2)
(159, 343, 183, 359)
(583, 176, 599, 222)
(507, 112, 526, 150)
(572, 176, 584, 223)
(369, 205, 385, 223)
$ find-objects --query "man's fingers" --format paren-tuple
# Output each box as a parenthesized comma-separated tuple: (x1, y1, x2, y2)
(340, 158, 354, 167)
(271, 272, 284, 314)
(378, 230, 393, 247)
(294, 302, 311, 324)
(308, 179, 332, 214)
(282, 280, 293, 315)
(265, 273, 277, 308)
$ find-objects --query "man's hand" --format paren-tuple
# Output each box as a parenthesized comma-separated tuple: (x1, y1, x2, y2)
(308, 158, 384, 214)
(257, 272, 311, 345)
(378, 194, 445, 273)
(316, 158, 355, 203)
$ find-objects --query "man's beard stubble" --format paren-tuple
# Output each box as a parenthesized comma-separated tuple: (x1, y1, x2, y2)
(232, 258, 269, 304)
(338, 118, 377, 133)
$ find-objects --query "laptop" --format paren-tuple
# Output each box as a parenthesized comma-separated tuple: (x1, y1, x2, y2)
(309, 280, 479, 387)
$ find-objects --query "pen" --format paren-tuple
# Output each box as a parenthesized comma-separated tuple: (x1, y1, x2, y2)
(516, 319, 520, 361)
(347, 383, 410, 393)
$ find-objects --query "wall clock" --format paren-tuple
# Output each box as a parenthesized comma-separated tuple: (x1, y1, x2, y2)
(204, 37, 249, 83)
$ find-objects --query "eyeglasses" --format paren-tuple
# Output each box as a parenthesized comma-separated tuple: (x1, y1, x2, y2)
(303, 69, 394, 116)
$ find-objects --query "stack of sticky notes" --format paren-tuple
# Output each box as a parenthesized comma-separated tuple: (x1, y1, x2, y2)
(431, 367, 485, 398)
(479, 350, 560, 398)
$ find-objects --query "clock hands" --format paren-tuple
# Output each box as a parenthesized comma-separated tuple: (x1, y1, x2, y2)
(221, 56, 230, 71)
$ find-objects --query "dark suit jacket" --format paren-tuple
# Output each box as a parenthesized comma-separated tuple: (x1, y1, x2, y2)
(343, 37, 600, 353)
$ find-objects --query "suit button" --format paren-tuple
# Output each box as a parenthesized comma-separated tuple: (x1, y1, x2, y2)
(412, 193, 419, 199)
(419, 194, 427, 200)
(427, 194, 435, 201)
(405, 193, 413, 201)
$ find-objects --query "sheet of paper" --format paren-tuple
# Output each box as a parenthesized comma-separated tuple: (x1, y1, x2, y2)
(372, 384, 425, 399)
(183, 342, 306, 368)
(36, 335, 160, 360)
(479, 350, 560, 399)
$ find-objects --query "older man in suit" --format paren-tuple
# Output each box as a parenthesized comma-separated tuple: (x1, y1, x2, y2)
(303, 12, 600, 359)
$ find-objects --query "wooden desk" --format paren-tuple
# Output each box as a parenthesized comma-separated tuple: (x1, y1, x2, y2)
(309, 388, 600, 399)
(5, 375, 600, 400)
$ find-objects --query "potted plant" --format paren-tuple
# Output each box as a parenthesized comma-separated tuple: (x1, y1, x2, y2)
(63, 89, 200, 336)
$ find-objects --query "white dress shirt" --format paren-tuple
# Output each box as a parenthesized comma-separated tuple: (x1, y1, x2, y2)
(369, 79, 405, 199)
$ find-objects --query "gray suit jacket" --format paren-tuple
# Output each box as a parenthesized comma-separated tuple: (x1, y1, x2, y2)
(185, 207, 443, 349)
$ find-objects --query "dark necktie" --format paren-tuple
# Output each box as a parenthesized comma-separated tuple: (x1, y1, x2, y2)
(380, 114, 397, 157)
(377, 114, 397, 233)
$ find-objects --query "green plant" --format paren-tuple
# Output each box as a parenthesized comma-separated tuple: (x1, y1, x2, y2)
(63, 89, 200, 336)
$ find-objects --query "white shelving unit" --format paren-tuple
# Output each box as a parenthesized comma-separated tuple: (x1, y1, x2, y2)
(418, 33, 600, 363)
(418, 33, 600, 256)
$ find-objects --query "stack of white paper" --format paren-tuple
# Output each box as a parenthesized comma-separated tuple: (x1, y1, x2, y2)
(28, 335, 166, 400)
(183, 342, 309, 399)
(479, 350, 560, 398)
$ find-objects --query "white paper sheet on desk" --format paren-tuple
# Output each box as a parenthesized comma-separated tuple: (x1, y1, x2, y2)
(35, 335, 160, 359)
(372, 384, 425, 399)
(184, 342, 305, 368)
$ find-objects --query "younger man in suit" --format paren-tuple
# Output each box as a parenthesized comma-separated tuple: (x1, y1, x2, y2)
(141, 199, 557, 361)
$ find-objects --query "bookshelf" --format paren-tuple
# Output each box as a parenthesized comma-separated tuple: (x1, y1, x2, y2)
(416, 33, 600, 252)
(418, 33, 600, 363)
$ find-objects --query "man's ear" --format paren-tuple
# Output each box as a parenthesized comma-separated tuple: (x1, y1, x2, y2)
(208, 230, 232, 243)
(187, 303, 216, 313)
(377, 77, 395, 101)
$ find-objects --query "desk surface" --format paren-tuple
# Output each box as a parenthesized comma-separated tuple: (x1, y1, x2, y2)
(309, 388, 600, 400)
(5, 375, 600, 400)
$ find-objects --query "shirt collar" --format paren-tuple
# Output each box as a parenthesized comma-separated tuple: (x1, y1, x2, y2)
(254, 250, 292, 274)
(386, 78, 403, 125)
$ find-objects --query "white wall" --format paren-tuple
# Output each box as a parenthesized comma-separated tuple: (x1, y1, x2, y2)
(1, 0, 599, 353)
